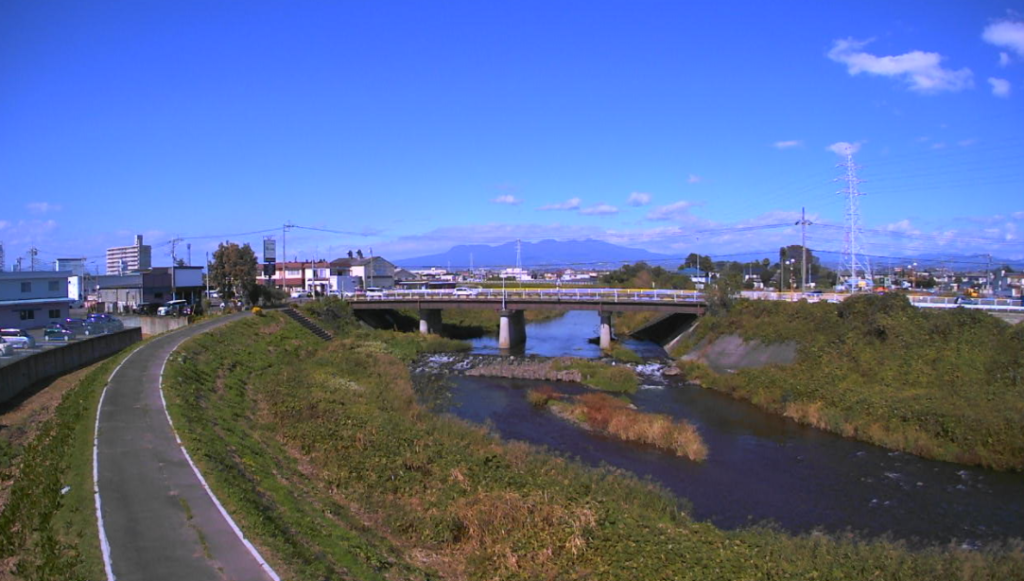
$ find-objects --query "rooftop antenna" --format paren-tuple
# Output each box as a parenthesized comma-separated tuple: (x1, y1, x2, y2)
(835, 148, 870, 290)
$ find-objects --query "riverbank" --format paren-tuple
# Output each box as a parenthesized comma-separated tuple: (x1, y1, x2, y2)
(157, 303, 1022, 579)
(0, 344, 147, 579)
(676, 294, 1024, 471)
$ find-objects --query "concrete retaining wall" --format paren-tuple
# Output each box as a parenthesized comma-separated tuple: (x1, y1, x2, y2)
(119, 315, 190, 336)
(0, 328, 142, 405)
(681, 334, 797, 374)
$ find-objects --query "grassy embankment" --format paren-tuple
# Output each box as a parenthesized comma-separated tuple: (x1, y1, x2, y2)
(527, 386, 707, 461)
(159, 300, 1022, 579)
(0, 344, 148, 580)
(676, 294, 1024, 470)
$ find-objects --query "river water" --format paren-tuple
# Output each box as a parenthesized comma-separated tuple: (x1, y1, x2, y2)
(420, 311, 1024, 547)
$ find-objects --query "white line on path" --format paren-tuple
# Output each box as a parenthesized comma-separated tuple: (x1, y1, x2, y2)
(159, 339, 282, 581)
(94, 344, 146, 581)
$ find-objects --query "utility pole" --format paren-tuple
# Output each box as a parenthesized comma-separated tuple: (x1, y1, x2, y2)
(795, 208, 812, 291)
(29, 247, 38, 271)
(206, 251, 210, 301)
(170, 237, 184, 300)
(282, 222, 294, 278)
(187, 243, 192, 266)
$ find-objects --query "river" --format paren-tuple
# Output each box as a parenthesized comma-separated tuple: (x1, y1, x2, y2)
(415, 310, 1024, 547)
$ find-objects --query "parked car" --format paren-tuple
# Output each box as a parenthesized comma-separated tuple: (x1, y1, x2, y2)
(0, 338, 13, 357)
(364, 287, 384, 298)
(85, 314, 124, 333)
(290, 290, 311, 299)
(135, 303, 159, 315)
(64, 317, 103, 336)
(452, 287, 480, 297)
(0, 328, 36, 349)
(157, 300, 189, 316)
(44, 322, 77, 341)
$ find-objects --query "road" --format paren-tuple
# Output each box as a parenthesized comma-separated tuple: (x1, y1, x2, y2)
(95, 313, 278, 581)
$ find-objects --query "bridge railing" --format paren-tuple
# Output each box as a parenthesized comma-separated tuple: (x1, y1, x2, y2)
(345, 288, 1024, 311)
(349, 287, 707, 303)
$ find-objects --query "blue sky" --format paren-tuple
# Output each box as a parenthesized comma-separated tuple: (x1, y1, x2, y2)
(1, 0, 1022, 271)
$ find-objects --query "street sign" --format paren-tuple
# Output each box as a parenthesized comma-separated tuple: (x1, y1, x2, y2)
(263, 238, 276, 263)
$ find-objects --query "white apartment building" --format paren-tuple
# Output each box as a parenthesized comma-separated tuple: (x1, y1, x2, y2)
(106, 235, 152, 275)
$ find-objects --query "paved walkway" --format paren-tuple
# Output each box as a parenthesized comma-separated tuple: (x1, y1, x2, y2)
(96, 314, 277, 581)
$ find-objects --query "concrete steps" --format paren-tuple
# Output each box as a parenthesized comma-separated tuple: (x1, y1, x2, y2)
(282, 308, 333, 341)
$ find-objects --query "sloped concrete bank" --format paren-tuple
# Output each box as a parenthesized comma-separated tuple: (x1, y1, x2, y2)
(681, 334, 797, 373)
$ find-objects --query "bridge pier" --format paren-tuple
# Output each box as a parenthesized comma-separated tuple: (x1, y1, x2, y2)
(418, 309, 443, 335)
(498, 310, 526, 350)
(599, 311, 613, 351)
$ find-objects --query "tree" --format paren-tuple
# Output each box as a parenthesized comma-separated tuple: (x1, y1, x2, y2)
(706, 272, 743, 314)
(681, 253, 713, 273)
(210, 242, 258, 300)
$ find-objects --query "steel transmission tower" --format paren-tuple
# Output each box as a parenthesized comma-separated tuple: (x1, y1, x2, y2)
(835, 150, 871, 289)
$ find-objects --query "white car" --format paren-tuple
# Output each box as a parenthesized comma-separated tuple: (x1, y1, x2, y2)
(364, 287, 384, 298)
(0, 338, 13, 357)
(0, 329, 36, 349)
(290, 290, 311, 299)
(452, 287, 479, 297)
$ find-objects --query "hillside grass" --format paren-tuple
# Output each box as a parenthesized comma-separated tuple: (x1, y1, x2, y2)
(160, 306, 1024, 580)
(677, 294, 1024, 470)
(0, 343, 148, 580)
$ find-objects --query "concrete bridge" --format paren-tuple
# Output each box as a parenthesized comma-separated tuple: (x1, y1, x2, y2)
(348, 288, 706, 350)
(347, 287, 1024, 350)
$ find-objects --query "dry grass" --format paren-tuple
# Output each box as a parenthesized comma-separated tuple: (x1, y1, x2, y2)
(548, 393, 708, 462)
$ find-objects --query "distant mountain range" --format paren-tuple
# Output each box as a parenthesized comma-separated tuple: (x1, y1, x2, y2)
(393, 240, 1024, 272)
(394, 239, 675, 269)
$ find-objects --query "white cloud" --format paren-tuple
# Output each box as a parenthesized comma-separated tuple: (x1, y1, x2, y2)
(827, 38, 973, 93)
(983, 19, 1024, 58)
(646, 200, 695, 221)
(931, 142, 947, 150)
(958, 138, 977, 147)
(773, 140, 802, 149)
(826, 141, 862, 156)
(579, 203, 619, 216)
(538, 197, 582, 211)
(880, 219, 921, 236)
(988, 77, 1011, 97)
(687, 174, 702, 184)
(999, 51, 1011, 67)
(26, 202, 62, 214)
(627, 192, 651, 207)
(0, 220, 8, 230)
(492, 194, 521, 205)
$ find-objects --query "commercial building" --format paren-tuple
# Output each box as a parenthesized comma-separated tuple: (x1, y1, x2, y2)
(106, 235, 152, 275)
(92, 267, 204, 313)
(0, 271, 72, 330)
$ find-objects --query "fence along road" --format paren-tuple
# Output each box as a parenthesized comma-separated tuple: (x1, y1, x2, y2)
(94, 313, 279, 581)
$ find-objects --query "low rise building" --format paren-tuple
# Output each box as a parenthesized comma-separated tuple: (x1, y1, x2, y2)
(0, 271, 73, 330)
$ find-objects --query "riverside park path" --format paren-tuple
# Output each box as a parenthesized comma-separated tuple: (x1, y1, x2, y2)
(95, 313, 279, 581)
